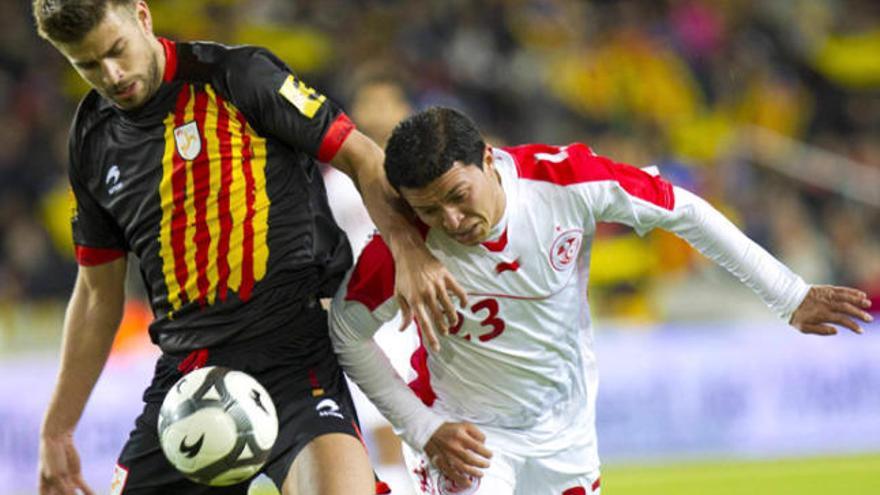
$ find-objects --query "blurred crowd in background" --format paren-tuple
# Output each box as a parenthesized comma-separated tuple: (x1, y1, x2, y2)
(1, 0, 878, 339)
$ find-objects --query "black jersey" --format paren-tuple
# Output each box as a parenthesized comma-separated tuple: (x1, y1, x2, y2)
(68, 38, 355, 352)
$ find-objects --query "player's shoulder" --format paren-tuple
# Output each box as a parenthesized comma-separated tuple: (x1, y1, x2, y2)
(175, 41, 287, 84)
(71, 90, 111, 135)
(344, 231, 395, 311)
(344, 220, 429, 310)
(500, 142, 614, 187)
(69, 90, 114, 167)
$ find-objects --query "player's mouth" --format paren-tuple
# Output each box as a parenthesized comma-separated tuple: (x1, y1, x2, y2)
(114, 80, 139, 100)
(451, 224, 481, 244)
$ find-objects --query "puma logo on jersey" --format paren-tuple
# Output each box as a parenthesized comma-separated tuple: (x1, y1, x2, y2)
(495, 258, 520, 274)
(106, 165, 124, 194)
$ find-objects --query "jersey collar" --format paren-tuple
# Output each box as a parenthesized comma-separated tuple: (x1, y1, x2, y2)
(480, 150, 515, 252)
(159, 37, 178, 82)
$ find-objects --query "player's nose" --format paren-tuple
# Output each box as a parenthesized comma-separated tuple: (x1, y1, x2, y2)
(441, 206, 464, 231)
(100, 59, 125, 87)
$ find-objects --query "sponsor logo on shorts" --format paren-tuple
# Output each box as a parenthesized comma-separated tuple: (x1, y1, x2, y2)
(315, 398, 344, 419)
(438, 473, 480, 495)
(109, 464, 128, 495)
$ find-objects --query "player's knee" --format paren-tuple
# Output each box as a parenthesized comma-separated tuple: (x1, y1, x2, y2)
(283, 433, 373, 495)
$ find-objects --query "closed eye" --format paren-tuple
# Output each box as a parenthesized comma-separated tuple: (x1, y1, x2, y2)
(76, 60, 100, 71)
(417, 206, 440, 216)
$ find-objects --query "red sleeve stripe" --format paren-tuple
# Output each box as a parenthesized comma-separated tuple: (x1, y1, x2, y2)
(159, 37, 177, 82)
(407, 340, 437, 407)
(316, 113, 356, 163)
(344, 234, 396, 311)
(75, 245, 125, 266)
(507, 143, 675, 210)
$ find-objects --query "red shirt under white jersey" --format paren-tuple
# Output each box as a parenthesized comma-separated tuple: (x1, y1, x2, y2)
(330, 144, 809, 464)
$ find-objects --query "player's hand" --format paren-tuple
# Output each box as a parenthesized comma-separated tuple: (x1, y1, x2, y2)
(394, 247, 467, 352)
(38, 431, 95, 495)
(424, 422, 493, 488)
(790, 285, 873, 335)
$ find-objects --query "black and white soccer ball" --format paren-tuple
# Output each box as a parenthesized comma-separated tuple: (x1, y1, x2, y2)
(158, 366, 279, 486)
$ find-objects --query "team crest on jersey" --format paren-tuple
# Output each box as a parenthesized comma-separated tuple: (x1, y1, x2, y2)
(174, 121, 201, 160)
(549, 228, 583, 271)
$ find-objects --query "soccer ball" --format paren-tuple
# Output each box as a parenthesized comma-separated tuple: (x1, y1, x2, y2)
(158, 366, 279, 486)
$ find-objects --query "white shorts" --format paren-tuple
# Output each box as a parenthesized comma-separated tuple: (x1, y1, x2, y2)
(401, 438, 601, 495)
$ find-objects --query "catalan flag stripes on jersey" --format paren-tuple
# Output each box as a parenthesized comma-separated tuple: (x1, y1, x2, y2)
(157, 83, 269, 310)
(68, 39, 354, 352)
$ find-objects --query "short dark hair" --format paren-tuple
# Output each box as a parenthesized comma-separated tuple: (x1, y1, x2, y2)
(33, 0, 136, 44)
(385, 107, 485, 191)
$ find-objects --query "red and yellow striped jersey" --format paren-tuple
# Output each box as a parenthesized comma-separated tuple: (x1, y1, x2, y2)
(68, 39, 354, 352)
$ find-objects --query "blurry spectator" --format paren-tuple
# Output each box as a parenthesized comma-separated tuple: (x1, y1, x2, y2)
(1, 0, 877, 319)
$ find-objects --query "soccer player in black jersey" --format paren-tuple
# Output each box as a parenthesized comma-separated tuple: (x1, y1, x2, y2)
(32, 1, 468, 494)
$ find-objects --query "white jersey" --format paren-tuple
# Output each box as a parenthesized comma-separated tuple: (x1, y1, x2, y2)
(329, 144, 809, 468)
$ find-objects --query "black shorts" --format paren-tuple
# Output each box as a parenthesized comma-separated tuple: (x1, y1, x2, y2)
(113, 304, 364, 494)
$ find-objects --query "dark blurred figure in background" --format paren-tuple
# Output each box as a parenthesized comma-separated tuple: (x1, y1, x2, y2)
(0, 1, 876, 494)
(5, 0, 878, 320)
(4, 0, 877, 326)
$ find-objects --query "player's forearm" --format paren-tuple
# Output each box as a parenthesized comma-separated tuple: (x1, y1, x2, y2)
(334, 336, 446, 450)
(329, 302, 445, 449)
(42, 275, 125, 436)
(665, 187, 810, 319)
(350, 145, 425, 259)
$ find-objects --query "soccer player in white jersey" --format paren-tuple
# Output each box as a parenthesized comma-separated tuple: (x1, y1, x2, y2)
(329, 107, 873, 495)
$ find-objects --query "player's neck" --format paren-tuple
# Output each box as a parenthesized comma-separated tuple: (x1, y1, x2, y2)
(489, 169, 507, 234)
(152, 36, 166, 85)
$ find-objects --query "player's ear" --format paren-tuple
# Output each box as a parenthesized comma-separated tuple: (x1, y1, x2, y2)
(135, 1, 154, 35)
(483, 145, 494, 171)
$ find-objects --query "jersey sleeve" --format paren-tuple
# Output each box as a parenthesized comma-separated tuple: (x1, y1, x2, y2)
(68, 127, 127, 266)
(219, 47, 354, 162)
(329, 233, 447, 450)
(568, 147, 809, 321)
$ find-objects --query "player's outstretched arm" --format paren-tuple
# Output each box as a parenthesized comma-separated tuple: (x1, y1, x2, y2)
(424, 422, 493, 489)
(331, 130, 467, 351)
(39, 258, 126, 495)
(789, 285, 873, 335)
(329, 290, 447, 451)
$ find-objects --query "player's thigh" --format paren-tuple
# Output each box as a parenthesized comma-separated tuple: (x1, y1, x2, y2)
(280, 432, 372, 495)
(401, 440, 517, 495)
(517, 473, 601, 495)
(515, 459, 601, 495)
(253, 338, 373, 492)
(113, 402, 251, 495)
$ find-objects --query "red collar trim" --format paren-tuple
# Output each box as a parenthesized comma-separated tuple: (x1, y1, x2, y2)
(159, 37, 177, 82)
(481, 227, 508, 252)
